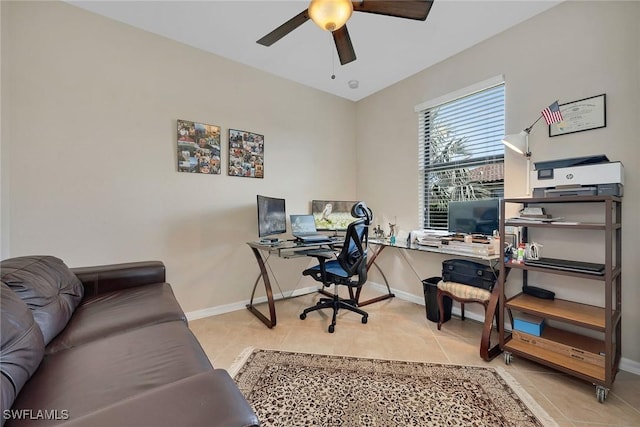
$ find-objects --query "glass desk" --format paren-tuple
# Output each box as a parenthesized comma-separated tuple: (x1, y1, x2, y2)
(247, 238, 505, 361)
(246, 238, 396, 329)
(367, 238, 499, 261)
(367, 238, 504, 361)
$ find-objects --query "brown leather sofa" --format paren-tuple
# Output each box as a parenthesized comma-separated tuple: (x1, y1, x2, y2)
(1, 255, 259, 427)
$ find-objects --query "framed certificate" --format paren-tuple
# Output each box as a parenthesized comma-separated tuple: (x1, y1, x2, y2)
(549, 94, 606, 137)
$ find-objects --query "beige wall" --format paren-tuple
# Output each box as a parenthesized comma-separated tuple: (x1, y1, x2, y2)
(356, 1, 639, 366)
(2, 1, 639, 367)
(0, 1, 357, 311)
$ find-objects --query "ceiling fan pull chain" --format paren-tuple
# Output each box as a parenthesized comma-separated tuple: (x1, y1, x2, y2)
(330, 36, 336, 80)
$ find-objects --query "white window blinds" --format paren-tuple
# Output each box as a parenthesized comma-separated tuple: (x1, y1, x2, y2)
(417, 80, 505, 230)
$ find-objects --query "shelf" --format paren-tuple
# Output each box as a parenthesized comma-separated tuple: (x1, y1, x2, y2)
(503, 195, 621, 204)
(505, 338, 605, 382)
(505, 261, 607, 281)
(507, 293, 605, 330)
(505, 221, 609, 230)
(500, 196, 620, 395)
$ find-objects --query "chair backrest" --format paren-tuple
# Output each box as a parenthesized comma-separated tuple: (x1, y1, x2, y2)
(351, 201, 373, 226)
(336, 202, 372, 287)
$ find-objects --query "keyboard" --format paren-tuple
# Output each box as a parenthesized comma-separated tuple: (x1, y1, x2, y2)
(295, 249, 334, 257)
(295, 234, 332, 243)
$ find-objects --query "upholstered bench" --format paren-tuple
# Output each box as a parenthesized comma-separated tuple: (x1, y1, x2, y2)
(436, 280, 492, 331)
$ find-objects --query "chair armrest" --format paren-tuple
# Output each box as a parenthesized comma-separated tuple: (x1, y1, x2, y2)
(71, 261, 166, 297)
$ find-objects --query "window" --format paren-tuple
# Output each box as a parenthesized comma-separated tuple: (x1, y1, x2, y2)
(416, 77, 505, 230)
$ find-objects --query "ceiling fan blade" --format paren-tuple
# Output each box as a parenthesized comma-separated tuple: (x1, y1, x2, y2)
(257, 9, 310, 46)
(353, 0, 434, 21)
(332, 26, 356, 65)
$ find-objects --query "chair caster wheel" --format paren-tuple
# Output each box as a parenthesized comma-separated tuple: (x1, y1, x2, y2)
(328, 324, 335, 333)
(300, 313, 306, 320)
(362, 316, 368, 324)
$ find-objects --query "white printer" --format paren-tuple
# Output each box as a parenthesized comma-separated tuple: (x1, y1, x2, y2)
(531, 155, 623, 197)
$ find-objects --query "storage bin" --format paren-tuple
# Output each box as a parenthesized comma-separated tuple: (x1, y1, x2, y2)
(422, 276, 452, 323)
(513, 313, 545, 336)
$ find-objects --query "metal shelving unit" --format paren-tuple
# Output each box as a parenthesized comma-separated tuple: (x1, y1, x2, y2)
(498, 195, 621, 402)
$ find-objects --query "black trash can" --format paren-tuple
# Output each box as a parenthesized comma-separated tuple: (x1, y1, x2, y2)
(422, 276, 452, 323)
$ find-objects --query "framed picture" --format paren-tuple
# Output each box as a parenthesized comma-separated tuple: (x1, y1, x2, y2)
(549, 94, 606, 137)
(228, 129, 264, 178)
(177, 119, 221, 174)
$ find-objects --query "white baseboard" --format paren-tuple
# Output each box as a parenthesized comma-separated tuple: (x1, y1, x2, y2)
(620, 357, 640, 376)
(186, 286, 319, 321)
(185, 281, 640, 375)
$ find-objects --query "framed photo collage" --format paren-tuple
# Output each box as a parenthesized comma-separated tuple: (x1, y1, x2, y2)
(176, 119, 264, 178)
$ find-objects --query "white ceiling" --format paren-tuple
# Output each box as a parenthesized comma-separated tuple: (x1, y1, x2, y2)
(68, 1, 562, 101)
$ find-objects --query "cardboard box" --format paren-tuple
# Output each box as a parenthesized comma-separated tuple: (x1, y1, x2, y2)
(513, 313, 545, 336)
(511, 329, 605, 367)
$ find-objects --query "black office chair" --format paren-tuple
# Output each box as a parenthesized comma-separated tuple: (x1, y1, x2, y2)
(299, 201, 372, 333)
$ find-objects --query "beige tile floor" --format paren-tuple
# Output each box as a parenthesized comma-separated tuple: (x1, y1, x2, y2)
(189, 288, 640, 427)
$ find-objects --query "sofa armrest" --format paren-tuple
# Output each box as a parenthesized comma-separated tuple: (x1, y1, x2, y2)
(59, 370, 260, 427)
(71, 261, 166, 297)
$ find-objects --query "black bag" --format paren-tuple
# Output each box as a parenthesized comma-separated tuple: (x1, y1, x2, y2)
(442, 259, 498, 291)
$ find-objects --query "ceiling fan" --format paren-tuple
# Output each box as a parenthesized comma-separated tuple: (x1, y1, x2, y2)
(257, 0, 434, 66)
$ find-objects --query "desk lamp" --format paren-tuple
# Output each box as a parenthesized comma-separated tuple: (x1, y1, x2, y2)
(502, 101, 564, 195)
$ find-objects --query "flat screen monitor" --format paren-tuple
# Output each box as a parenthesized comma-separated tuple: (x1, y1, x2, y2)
(311, 200, 358, 231)
(448, 199, 499, 236)
(256, 195, 286, 238)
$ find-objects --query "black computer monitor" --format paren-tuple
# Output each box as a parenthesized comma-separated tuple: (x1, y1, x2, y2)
(256, 195, 286, 239)
(448, 199, 499, 236)
(311, 200, 358, 231)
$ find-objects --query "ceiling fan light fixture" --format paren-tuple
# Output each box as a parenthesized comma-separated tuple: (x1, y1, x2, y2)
(308, 0, 353, 32)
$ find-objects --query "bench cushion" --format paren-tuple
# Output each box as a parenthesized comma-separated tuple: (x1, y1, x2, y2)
(437, 280, 492, 301)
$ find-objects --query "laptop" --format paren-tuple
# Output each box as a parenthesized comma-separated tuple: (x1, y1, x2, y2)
(524, 257, 605, 275)
(290, 214, 331, 243)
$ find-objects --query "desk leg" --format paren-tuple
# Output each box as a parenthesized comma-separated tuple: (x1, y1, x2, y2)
(480, 288, 501, 361)
(480, 266, 511, 361)
(246, 246, 277, 328)
(355, 244, 395, 307)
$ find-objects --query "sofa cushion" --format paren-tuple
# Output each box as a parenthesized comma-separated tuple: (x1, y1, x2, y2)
(58, 371, 260, 427)
(46, 282, 186, 354)
(1, 283, 45, 420)
(1, 256, 84, 344)
(9, 321, 213, 426)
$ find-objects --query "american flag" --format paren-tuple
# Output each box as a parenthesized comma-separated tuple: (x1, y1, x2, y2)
(541, 101, 563, 125)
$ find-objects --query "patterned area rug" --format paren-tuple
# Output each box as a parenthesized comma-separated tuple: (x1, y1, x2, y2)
(231, 348, 557, 427)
